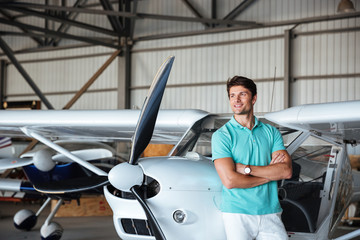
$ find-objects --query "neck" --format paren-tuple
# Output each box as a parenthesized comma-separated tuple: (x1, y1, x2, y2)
(234, 112, 255, 130)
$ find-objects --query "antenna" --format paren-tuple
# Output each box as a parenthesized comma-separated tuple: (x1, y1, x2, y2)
(269, 67, 276, 112)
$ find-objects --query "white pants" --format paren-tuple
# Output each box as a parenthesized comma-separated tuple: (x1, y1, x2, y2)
(222, 212, 288, 240)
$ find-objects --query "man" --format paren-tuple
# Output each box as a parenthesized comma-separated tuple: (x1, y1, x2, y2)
(212, 76, 292, 240)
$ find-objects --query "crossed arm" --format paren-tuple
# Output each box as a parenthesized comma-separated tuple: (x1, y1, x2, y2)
(214, 150, 292, 189)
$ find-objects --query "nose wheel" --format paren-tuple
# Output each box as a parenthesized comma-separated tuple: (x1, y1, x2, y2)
(40, 221, 63, 240)
(13, 209, 37, 231)
(13, 197, 65, 240)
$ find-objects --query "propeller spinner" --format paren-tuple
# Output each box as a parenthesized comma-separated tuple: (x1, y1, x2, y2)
(108, 56, 175, 240)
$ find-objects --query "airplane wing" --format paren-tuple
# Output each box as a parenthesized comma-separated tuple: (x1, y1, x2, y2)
(0, 109, 209, 144)
(264, 100, 360, 144)
(265, 100, 360, 237)
(0, 109, 209, 192)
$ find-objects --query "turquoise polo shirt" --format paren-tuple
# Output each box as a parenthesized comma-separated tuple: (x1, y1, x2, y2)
(212, 116, 285, 215)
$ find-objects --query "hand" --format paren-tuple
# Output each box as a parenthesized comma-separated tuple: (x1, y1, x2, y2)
(270, 152, 285, 165)
(235, 163, 246, 174)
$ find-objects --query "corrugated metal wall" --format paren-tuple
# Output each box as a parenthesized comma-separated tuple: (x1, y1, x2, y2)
(131, 28, 286, 114)
(2, 0, 360, 114)
(5, 46, 118, 109)
(292, 18, 360, 105)
(131, 0, 360, 114)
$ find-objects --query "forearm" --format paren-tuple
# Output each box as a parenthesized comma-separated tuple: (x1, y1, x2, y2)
(237, 151, 293, 181)
(214, 157, 270, 189)
(222, 171, 270, 189)
(250, 163, 292, 181)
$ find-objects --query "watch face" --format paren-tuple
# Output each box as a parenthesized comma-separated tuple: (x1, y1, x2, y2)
(245, 167, 250, 174)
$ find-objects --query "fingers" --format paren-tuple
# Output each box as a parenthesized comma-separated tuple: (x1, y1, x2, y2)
(270, 153, 285, 164)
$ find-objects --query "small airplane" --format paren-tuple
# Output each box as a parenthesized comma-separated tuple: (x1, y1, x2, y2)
(0, 109, 207, 240)
(0, 55, 359, 240)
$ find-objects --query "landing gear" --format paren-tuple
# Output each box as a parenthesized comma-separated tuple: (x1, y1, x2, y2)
(13, 209, 37, 230)
(40, 198, 64, 240)
(13, 197, 64, 239)
(40, 221, 63, 240)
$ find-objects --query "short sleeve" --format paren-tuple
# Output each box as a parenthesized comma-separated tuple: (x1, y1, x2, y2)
(211, 129, 233, 161)
(271, 127, 286, 153)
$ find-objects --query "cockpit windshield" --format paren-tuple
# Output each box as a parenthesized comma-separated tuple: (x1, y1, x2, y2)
(171, 115, 227, 157)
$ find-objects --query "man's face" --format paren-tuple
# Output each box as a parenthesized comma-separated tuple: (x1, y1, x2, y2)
(229, 85, 257, 115)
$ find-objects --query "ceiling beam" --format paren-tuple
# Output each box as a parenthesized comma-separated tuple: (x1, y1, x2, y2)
(0, 30, 115, 44)
(223, 0, 257, 20)
(0, 18, 119, 49)
(129, 0, 138, 39)
(49, 0, 88, 46)
(133, 11, 360, 41)
(100, 0, 123, 33)
(181, 0, 210, 28)
(4, 6, 119, 37)
(118, 0, 132, 38)
(0, 9, 44, 46)
(0, 2, 260, 27)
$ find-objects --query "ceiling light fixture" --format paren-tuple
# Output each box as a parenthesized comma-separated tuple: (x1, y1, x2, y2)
(337, 0, 356, 13)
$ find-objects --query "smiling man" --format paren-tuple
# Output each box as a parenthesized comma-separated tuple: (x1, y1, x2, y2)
(212, 76, 292, 240)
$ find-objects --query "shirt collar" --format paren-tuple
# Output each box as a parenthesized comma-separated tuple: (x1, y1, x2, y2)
(230, 115, 262, 130)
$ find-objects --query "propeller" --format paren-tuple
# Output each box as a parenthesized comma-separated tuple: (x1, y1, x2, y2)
(108, 56, 175, 240)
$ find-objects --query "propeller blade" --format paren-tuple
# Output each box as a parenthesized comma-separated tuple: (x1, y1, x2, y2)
(131, 186, 166, 240)
(129, 56, 175, 165)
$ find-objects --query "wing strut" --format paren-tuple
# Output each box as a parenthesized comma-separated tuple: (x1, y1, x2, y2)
(20, 127, 107, 176)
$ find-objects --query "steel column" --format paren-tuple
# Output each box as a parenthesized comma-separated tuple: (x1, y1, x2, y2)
(117, 43, 131, 109)
(0, 37, 54, 109)
(124, 43, 131, 109)
(211, 0, 217, 28)
(0, 60, 6, 109)
(284, 30, 292, 109)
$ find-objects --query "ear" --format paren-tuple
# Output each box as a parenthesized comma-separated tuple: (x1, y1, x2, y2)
(252, 94, 257, 105)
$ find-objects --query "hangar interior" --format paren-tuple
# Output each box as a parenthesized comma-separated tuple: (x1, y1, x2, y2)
(0, 0, 360, 239)
(0, 0, 359, 113)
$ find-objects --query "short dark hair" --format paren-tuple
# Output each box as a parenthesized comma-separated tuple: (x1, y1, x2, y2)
(226, 76, 257, 98)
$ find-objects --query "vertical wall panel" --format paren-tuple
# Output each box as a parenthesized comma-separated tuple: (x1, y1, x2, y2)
(5, 46, 119, 109)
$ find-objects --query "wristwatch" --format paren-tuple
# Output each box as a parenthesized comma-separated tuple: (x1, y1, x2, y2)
(244, 165, 251, 175)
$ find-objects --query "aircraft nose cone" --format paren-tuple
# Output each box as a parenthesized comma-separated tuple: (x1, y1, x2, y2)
(108, 162, 144, 192)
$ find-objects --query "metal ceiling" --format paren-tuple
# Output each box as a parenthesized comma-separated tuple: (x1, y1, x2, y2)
(0, 0, 359, 52)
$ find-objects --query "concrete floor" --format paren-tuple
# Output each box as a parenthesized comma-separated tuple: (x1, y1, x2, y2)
(0, 215, 119, 240)
(1, 201, 360, 240)
(0, 201, 119, 240)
